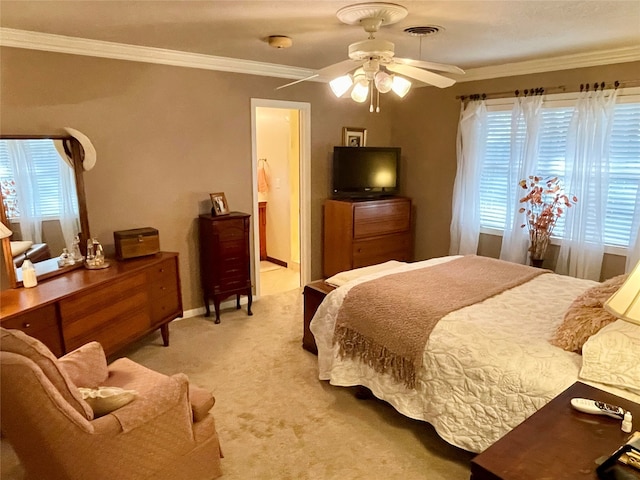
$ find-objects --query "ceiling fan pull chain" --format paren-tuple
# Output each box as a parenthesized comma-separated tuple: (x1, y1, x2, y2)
(376, 89, 381, 113)
(369, 80, 375, 112)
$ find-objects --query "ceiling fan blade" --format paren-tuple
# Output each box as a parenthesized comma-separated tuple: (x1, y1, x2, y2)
(276, 59, 359, 90)
(394, 58, 465, 75)
(386, 63, 456, 88)
(316, 59, 360, 80)
(276, 74, 319, 90)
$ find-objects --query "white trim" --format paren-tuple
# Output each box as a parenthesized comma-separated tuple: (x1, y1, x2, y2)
(0, 28, 315, 80)
(2, 27, 639, 82)
(182, 297, 251, 320)
(453, 46, 640, 83)
(250, 99, 311, 299)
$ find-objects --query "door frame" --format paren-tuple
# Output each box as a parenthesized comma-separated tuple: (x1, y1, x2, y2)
(250, 99, 311, 297)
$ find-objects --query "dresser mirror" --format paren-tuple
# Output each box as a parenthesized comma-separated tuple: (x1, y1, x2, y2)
(0, 136, 90, 289)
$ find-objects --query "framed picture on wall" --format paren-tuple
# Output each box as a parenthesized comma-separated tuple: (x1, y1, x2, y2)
(210, 192, 230, 216)
(342, 127, 367, 147)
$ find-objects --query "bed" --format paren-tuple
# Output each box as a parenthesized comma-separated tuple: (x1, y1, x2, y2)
(310, 255, 640, 453)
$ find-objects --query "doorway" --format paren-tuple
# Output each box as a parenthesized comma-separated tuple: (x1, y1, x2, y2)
(251, 99, 311, 297)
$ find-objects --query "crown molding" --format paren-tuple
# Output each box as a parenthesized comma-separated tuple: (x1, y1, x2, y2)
(2, 28, 639, 84)
(456, 46, 640, 83)
(0, 28, 315, 80)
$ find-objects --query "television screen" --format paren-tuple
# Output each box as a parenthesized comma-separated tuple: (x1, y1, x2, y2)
(332, 146, 400, 198)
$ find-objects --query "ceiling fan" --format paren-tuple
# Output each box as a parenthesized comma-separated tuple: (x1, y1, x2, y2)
(277, 2, 465, 112)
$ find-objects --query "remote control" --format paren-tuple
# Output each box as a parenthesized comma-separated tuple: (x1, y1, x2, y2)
(570, 397, 626, 419)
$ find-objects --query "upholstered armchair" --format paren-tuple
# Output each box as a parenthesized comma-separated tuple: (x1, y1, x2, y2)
(0, 328, 223, 480)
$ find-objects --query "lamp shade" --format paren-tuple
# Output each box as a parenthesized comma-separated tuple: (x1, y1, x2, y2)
(391, 75, 411, 98)
(604, 261, 640, 326)
(374, 71, 393, 94)
(350, 76, 369, 103)
(0, 222, 12, 239)
(330, 75, 353, 97)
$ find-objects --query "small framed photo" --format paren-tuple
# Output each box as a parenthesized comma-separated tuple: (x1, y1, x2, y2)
(210, 192, 230, 216)
(342, 127, 367, 147)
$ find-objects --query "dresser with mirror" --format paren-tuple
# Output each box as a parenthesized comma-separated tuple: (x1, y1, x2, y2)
(0, 135, 183, 357)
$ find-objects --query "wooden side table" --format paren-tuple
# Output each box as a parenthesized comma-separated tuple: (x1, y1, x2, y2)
(302, 280, 336, 354)
(471, 382, 640, 480)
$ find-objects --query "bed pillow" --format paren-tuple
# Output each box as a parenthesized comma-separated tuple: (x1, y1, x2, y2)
(550, 274, 627, 353)
(579, 320, 640, 395)
(10, 240, 33, 257)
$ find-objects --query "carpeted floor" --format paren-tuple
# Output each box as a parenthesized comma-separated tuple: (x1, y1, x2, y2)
(1, 288, 474, 479)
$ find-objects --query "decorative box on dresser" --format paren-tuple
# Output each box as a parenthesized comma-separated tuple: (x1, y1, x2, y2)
(198, 212, 253, 323)
(0, 252, 183, 357)
(323, 196, 413, 277)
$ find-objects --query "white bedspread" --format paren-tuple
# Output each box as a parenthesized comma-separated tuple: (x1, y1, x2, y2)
(311, 256, 640, 453)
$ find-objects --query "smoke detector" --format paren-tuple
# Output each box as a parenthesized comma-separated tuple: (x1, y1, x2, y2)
(268, 35, 293, 49)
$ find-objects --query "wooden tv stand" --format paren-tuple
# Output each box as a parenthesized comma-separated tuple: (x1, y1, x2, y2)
(0, 252, 183, 357)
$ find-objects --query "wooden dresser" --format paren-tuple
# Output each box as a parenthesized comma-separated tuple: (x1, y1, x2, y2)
(323, 197, 413, 278)
(0, 252, 183, 357)
(198, 212, 253, 323)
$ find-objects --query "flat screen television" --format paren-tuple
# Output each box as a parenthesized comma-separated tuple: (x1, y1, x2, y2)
(332, 146, 400, 199)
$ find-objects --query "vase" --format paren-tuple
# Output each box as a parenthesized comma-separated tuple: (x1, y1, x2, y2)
(530, 256, 544, 268)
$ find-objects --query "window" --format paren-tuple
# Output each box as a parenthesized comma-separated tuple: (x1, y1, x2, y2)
(0, 139, 79, 220)
(478, 95, 640, 249)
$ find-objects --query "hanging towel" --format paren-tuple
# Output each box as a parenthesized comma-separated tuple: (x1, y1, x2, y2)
(258, 158, 270, 193)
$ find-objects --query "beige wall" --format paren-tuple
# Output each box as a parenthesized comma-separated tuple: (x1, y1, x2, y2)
(0, 47, 393, 308)
(391, 61, 640, 281)
(2, 47, 637, 306)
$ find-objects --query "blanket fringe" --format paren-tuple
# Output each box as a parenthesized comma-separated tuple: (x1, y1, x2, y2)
(334, 325, 416, 390)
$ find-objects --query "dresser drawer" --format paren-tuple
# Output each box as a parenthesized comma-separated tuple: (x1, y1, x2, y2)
(60, 273, 151, 352)
(353, 199, 411, 239)
(148, 258, 181, 325)
(213, 220, 247, 240)
(2, 304, 63, 357)
(352, 232, 412, 268)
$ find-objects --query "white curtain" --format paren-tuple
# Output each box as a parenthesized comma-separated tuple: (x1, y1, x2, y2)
(499, 95, 543, 264)
(56, 147, 81, 247)
(6, 139, 79, 249)
(556, 89, 618, 280)
(450, 100, 487, 255)
(7, 140, 43, 243)
(626, 216, 640, 272)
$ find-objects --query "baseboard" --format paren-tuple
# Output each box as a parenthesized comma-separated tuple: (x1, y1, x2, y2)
(266, 256, 287, 268)
(182, 297, 251, 319)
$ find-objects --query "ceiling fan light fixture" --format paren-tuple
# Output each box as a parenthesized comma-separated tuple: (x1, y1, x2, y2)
(391, 75, 412, 98)
(330, 75, 353, 97)
(374, 71, 393, 93)
(351, 77, 370, 103)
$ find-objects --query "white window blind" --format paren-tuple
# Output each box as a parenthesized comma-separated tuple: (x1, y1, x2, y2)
(478, 98, 640, 248)
(0, 139, 75, 220)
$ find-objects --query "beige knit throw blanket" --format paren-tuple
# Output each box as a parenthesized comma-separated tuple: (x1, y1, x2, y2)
(333, 255, 550, 389)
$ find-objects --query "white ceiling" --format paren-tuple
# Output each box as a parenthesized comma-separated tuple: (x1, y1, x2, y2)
(1, 1, 639, 82)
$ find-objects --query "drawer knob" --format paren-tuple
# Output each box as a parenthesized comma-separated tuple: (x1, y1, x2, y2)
(22, 322, 31, 329)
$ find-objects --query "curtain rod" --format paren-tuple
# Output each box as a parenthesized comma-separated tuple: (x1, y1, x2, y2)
(456, 79, 640, 101)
